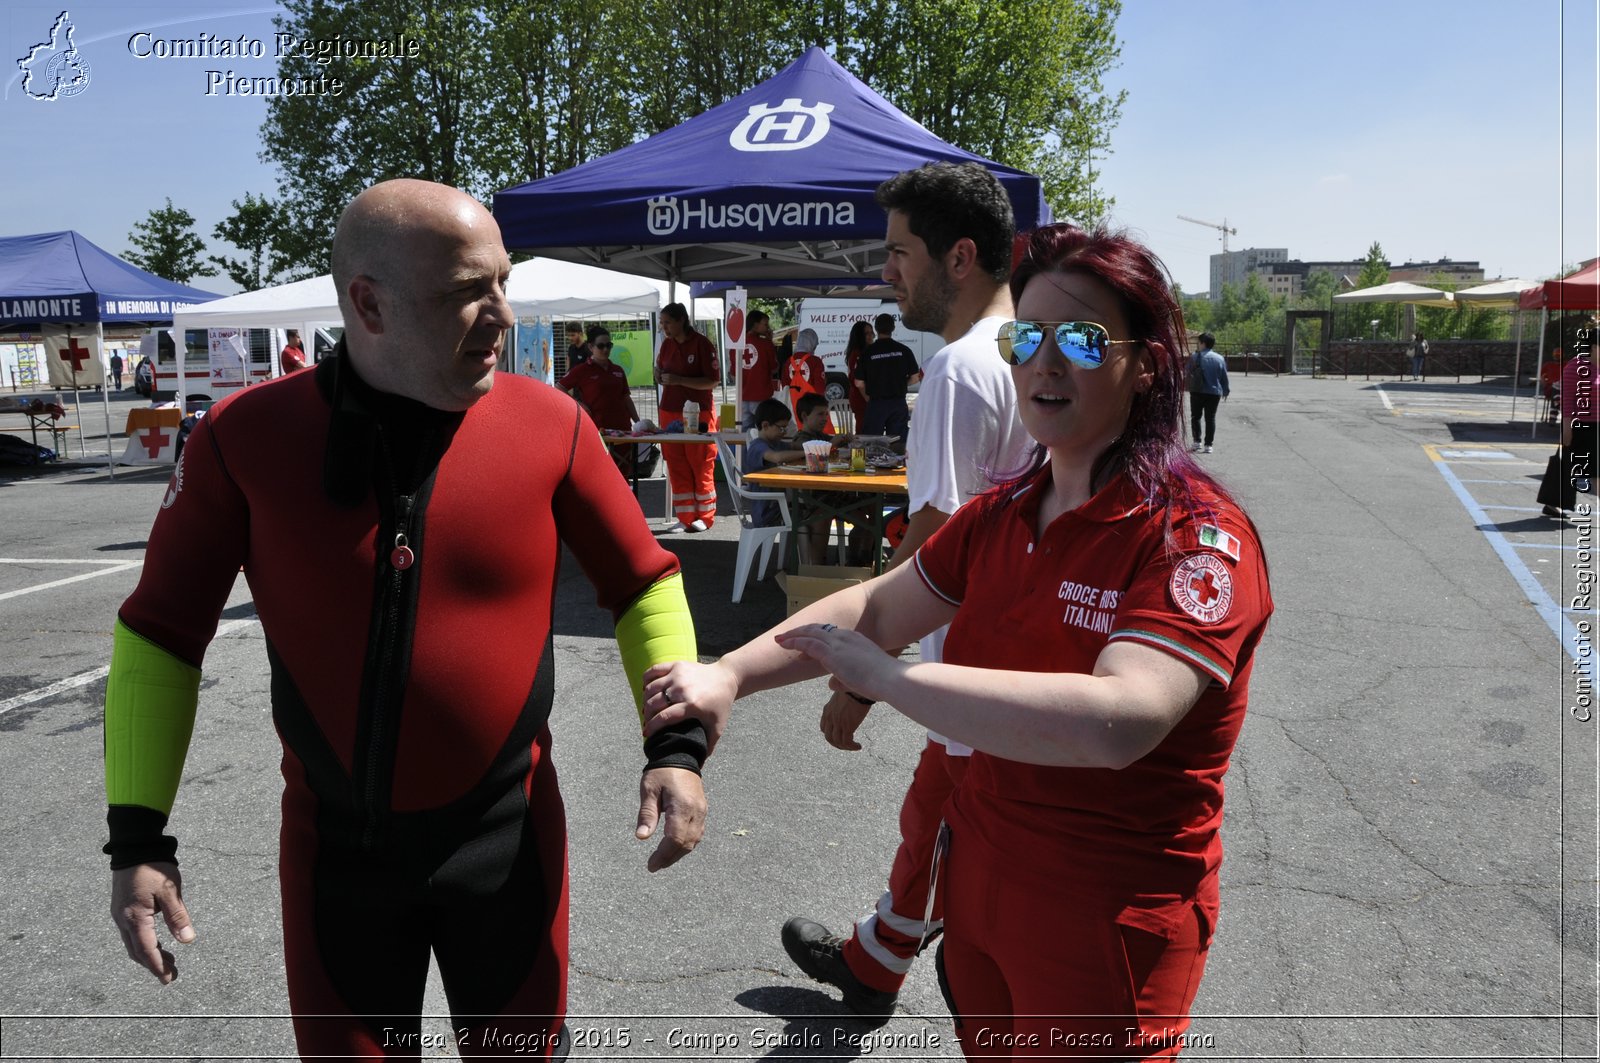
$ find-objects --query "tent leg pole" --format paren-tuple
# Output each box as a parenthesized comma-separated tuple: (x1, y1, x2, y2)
(100, 323, 114, 478)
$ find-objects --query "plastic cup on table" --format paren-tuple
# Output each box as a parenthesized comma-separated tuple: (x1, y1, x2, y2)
(803, 440, 832, 473)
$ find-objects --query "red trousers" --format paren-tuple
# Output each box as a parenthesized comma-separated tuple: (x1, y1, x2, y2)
(939, 830, 1212, 1060)
(662, 413, 717, 528)
(841, 740, 966, 993)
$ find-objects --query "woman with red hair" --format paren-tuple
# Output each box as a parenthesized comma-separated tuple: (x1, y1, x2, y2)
(843, 319, 872, 432)
(643, 223, 1273, 1058)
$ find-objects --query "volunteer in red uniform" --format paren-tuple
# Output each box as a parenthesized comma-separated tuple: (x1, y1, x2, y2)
(560, 325, 640, 475)
(655, 301, 719, 532)
(843, 320, 871, 431)
(642, 222, 1274, 1059)
(787, 327, 834, 433)
(559, 325, 637, 433)
(103, 180, 709, 1061)
(733, 310, 780, 429)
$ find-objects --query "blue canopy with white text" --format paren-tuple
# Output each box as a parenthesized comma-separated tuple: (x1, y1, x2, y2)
(0, 231, 222, 329)
(493, 47, 1050, 284)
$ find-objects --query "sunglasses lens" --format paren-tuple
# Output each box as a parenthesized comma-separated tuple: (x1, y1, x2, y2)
(999, 321, 1045, 365)
(1055, 322, 1107, 369)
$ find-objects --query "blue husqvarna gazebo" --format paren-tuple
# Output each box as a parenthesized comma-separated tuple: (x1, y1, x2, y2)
(492, 47, 1050, 285)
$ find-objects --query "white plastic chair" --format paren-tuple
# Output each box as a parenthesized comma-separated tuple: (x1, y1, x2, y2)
(715, 439, 792, 603)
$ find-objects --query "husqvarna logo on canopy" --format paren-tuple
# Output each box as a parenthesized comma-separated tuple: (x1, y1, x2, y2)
(647, 196, 680, 236)
(729, 98, 834, 152)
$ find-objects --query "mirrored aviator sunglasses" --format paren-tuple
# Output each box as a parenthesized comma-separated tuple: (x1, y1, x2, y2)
(997, 319, 1137, 369)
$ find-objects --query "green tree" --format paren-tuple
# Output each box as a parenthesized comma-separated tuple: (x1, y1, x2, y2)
(126, 198, 215, 285)
(209, 192, 299, 290)
(1297, 268, 1339, 309)
(1350, 241, 1398, 337)
(1355, 241, 1389, 289)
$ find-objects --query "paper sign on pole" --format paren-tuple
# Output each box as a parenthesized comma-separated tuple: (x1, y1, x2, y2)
(208, 329, 248, 389)
(725, 288, 747, 413)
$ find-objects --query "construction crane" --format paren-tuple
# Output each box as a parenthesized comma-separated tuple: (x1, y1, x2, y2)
(1178, 215, 1238, 253)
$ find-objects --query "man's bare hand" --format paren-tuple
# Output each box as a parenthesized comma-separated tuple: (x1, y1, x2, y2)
(636, 767, 706, 872)
(820, 689, 871, 751)
(111, 862, 195, 984)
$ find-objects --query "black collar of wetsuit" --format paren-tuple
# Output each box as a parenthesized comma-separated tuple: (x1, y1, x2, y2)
(317, 338, 465, 506)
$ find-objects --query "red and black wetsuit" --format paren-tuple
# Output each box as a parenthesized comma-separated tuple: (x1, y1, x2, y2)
(111, 349, 703, 1059)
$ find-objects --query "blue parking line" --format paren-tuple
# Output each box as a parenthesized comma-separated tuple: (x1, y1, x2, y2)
(1430, 458, 1594, 688)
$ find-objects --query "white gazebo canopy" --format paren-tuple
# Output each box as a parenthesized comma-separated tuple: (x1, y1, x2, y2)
(1332, 281, 1456, 309)
(1452, 278, 1539, 307)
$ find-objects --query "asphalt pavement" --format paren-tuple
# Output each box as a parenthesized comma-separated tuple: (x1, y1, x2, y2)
(0, 376, 1593, 1061)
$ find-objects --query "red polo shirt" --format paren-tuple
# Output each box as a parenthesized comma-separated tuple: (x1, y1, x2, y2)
(658, 330, 715, 415)
(558, 358, 632, 432)
(730, 335, 779, 402)
(914, 469, 1273, 935)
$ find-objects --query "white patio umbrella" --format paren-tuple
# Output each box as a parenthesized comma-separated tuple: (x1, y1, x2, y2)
(1332, 281, 1456, 309)
(1454, 279, 1540, 420)
(1333, 282, 1455, 365)
(1453, 278, 1539, 305)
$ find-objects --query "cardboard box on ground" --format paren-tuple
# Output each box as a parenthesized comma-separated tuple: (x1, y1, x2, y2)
(774, 565, 876, 616)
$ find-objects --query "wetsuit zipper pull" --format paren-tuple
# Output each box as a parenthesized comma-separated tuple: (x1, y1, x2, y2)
(390, 495, 416, 570)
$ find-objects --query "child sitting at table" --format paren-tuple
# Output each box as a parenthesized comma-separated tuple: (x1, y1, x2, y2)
(793, 392, 837, 449)
(792, 393, 879, 567)
(743, 399, 807, 530)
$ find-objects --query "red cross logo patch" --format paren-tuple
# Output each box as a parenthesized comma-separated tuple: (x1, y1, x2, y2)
(1169, 553, 1233, 624)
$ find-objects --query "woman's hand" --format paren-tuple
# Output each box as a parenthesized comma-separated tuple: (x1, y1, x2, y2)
(642, 661, 739, 749)
(773, 623, 904, 706)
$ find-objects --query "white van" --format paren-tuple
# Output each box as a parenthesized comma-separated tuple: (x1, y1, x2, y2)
(137, 327, 339, 400)
(795, 299, 942, 401)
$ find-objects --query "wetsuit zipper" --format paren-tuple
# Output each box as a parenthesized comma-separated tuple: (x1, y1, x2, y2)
(357, 419, 429, 853)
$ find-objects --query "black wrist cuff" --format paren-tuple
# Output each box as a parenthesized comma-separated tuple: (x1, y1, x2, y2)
(104, 806, 178, 870)
(643, 718, 708, 775)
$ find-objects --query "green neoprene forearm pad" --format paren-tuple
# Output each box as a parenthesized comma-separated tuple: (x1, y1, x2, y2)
(615, 572, 698, 725)
(104, 619, 200, 815)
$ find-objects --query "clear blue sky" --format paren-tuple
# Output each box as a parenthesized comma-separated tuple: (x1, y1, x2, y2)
(1, 1, 1594, 296)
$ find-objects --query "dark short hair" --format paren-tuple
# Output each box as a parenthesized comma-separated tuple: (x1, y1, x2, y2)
(566, 322, 584, 335)
(586, 324, 611, 343)
(796, 392, 830, 418)
(662, 302, 689, 325)
(874, 313, 894, 333)
(748, 310, 769, 328)
(754, 398, 792, 428)
(1198, 332, 1215, 349)
(876, 162, 1015, 282)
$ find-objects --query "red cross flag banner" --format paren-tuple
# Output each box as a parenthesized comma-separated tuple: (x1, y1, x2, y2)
(42, 326, 106, 389)
(117, 420, 179, 465)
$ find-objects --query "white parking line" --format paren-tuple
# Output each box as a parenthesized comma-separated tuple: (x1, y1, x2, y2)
(0, 558, 140, 565)
(0, 561, 143, 603)
(1426, 447, 1593, 689)
(0, 616, 259, 718)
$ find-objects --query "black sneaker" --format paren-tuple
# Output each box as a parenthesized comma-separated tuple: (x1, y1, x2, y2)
(780, 917, 897, 1017)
